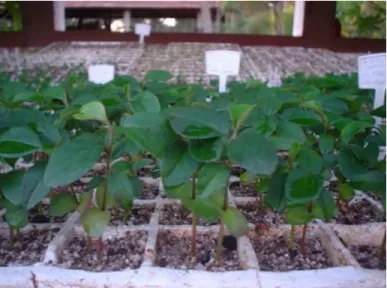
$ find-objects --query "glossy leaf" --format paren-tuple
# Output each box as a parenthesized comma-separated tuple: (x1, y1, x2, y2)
(227, 130, 277, 175)
(44, 133, 105, 187)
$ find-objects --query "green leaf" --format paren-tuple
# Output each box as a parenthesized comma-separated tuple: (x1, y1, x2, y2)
(285, 205, 313, 225)
(338, 149, 366, 179)
(222, 207, 248, 237)
(189, 137, 223, 162)
(297, 148, 324, 175)
(59, 106, 80, 122)
(120, 112, 176, 157)
(5, 208, 28, 229)
(281, 108, 322, 126)
(319, 134, 335, 154)
(227, 130, 278, 175)
(144, 70, 172, 82)
(160, 141, 198, 187)
(108, 173, 138, 210)
(168, 107, 229, 139)
(81, 208, 110, 238)
(257, 177, 270, 194)
(131, 91, 161, 113)
(42, 86, 66, 102)
(265, 170, 287, 210)
(132, 159, 153, 171)
(77, 191, 93, 212)
(270, 121, 306, 150)
(0, 171, 24, 205)
(49, 194, 78, 216)
(285, 169, 323, 204)
(44, 133, 105, 187)
(239, 171, 256, 184)
(253, 115, 278, 137)
(0, 126, 42, 158)
(341, 121, 373, 144)
(112, 136, 141, 159)
(96, 183, 116, 209)
(197, 163, 230, 199)
(349, 171, 386, 192)
(73, 101, 108, 124)
(314, 189, 336, 222)
(338, 182, 354, 201)
(24, 162, 51, 209)
(229, 104, 255, 130)
(257, 92, 281, 116)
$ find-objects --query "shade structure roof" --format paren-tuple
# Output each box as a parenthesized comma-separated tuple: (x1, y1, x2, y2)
(65, 1, 220, 9)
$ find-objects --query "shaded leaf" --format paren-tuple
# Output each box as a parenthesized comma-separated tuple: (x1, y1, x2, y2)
(81, 208, 110, 238)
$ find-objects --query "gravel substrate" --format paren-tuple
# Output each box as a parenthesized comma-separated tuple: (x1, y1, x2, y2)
(236, 202, 285, 226)
(28, 204, 68, 223)
(109, 205, 155, 226)
(140, 183, 159, 200)
(156, 230, 241, 272)
(57, 231, 147, 272)
(249, 232, 332, 271)
(230, 182, 257, 197)
(348, 244, 386, 270)
(159, 203, 220, 226)
(334, 199, 385, 224)
(0, 228, 59, 267)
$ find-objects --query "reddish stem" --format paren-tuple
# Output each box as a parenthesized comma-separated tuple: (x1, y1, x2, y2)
(97, 237, 103, 264)
(87, 236, 92, 253)
(301, 224, 307, 255)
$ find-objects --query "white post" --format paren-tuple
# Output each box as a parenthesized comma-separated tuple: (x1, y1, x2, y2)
(53, 1, 66, 31)
(200, 2, 213, 33)
(123, 10, 131, 32)
(292, 0, 305, 37)
(196, 11, 202, 32)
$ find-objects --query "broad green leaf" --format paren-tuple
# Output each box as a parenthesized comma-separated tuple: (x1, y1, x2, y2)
(281, 108, 322, 126)
(77, 191, 93, 212)
(73, 101, 108, 124)
(338, 149, 366, 179)
(318, 134, 335, 154)
(160, 141, 198, 187)
(120, 112, 176, 157)
(0, 171, 24, 205)
(197, 163, 230, 198)
(59, 106, 80, 122)
(222, 207, 248, 237)
(285, 205, 313, 225)
(270, 121, 306, 150)
(338, 182, 354, 200)
(265, 170, 287, 210)
(112, 136, 141, 159)
(144, 70, 172, 82)
(341, 121, 373, 144)
(168, 107, 229, 139)
(257, 177, 270, 194)
(5, 208, 28, 229)
(131, 91, 161, 113)
(285, 169, 323, 204)
(81, 208, 110, 238)
(314, 189, 336, 222)
(229, 104, 255, 130)
(297, 148, 324, 175)
(0, 126, 42, 158)
(349, 171, 386, 192)
(108, 173, 138, 211)
(96, 183, 116, 209)
(24, 162, 51, 209)
(132, 159, 153, 171)
(44, 133, 105, 187)
(227, 130, 277, 175)
(49, 194, 78, 216)
(42, 86, 66, 102)
(189, 137, 223, 162)
(257, 92, 281, 116)
(253, 115, 278, 138)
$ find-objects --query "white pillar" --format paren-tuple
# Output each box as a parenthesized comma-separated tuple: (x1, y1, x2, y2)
(123, 10, 131, 32)
(53, 1, 66, 31)
(200, 2, 213, 33)
(196, 11, 202, 32)
(292, 0, 305, 37)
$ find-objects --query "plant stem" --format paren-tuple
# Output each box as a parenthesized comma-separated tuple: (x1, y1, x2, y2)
(97, 237, 103, 264)
(301, 224, 308, 255)
(215, 178, 229, 264)
(379, 231, 386, 262)
(70, 185, 79, 204)
(87, 236, 92, 253)
(260, 193, 264, 211)
(102, 124, 113, 212)
(9, 228, 14, 243)
(289, 224, 295, 251)
(191, 171, 197, 257)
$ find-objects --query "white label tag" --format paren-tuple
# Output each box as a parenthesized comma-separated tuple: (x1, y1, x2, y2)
(358, 53, 386, 89)
(135, 23, 151, 44)
(88, 64, 115, 84)
(205, 50, 241, 93)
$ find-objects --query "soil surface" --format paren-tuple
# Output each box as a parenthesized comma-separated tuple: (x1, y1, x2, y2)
(156, 230, 241, 272)
(110, 205, 154, 226)
(58, 231, 147, 272)
(28, 204, 68, 223)
(249, 232, 332, 271)
(137, 167, 154, 178)
(0, 228, 59, 266)
(140, 183, 159, 200)
(236, 202, 285, 226)
(159, 203, 220, 226)
(334, 199, 385, 224)
(348, 245, 386, 270)
(230, 182, 257, 197)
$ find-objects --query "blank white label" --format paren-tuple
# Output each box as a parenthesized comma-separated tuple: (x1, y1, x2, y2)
(135, 23, 151, 36)
(88, 65, 115, 84)
(205, 50, 241, 76)
(358, 53, 386, 89)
